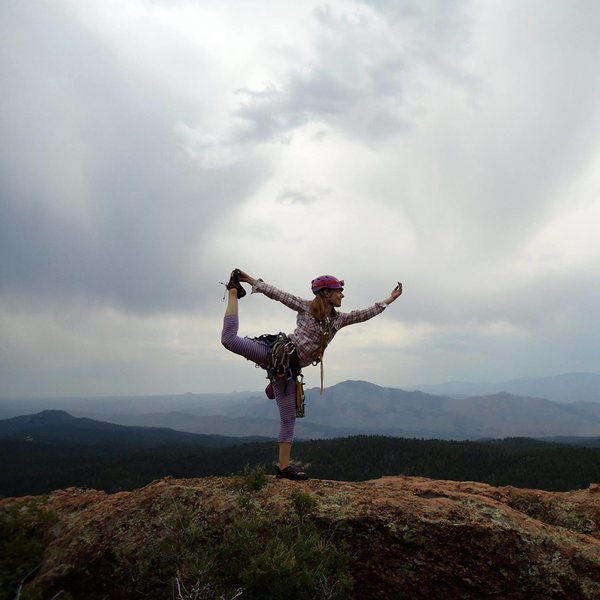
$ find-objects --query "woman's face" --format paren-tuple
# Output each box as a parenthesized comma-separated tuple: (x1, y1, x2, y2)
(326, 289, 344, 307)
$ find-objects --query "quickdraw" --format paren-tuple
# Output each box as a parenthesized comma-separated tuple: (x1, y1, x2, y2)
(268, 334, 298, 383)
(295, 373, 305, 418)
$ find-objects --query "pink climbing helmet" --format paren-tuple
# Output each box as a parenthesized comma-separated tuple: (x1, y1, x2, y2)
(311, 275, 345, 295)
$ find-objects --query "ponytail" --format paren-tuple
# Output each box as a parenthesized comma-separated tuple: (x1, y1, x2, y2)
(309, 293, 333, 321)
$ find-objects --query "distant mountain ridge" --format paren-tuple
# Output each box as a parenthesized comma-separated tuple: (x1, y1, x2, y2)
(410, 372, 600, 403)
(6, 375, 600, 440)
(0, 410, 270, 447)
(301, 381, 600, 439)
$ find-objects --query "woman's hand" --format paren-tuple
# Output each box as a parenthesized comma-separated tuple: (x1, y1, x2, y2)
(384, 282, 403, 305)
(237, 270, 257, 286)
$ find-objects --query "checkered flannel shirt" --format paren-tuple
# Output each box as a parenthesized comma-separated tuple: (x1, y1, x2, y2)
(252, 279, 387, 368)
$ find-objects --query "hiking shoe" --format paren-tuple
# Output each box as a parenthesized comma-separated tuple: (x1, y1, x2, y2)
(276, 465, 309, 481)
(226, 269, 246, 299)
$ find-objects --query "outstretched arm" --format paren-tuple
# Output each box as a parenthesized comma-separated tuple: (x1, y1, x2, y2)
(236, 269, 308, 312)
(337, 281, 403, 328)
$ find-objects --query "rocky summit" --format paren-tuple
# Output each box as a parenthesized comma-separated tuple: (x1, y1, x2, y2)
(3, 475, 600, 599)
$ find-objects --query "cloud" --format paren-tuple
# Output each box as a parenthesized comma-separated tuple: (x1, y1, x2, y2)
(276, 183, 332, 206)
(179, 1, 471, 153)
(0, 1, 269, 312)
(229, 2, 453, 146)
(1, 0, 600, 395)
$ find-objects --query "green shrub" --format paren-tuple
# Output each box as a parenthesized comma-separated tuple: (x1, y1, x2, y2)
(289, 489, 317, 519)
(13, 476, 352, 600)
(215, 513, 351, 599)
(0, 498, 56, 600)
(157, 477, 351, 600)
(237, 464, 269, 493)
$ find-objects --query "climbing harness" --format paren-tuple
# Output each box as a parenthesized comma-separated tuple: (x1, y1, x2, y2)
(252, 332, 306, 418)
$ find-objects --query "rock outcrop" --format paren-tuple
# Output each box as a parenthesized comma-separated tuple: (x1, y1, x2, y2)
(3, 475, 600, 599)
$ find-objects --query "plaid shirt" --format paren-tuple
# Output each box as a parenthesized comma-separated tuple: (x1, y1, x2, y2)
(253, 279, 387, 368)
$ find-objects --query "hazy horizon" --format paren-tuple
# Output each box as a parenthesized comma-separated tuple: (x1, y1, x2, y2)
(1, 370, 599, 402)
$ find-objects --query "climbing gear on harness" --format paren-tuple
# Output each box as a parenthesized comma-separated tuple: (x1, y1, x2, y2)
(268, 333, 299, 383)
(252, 332, 306, 417)
(276, 464, 309, 481)
(295, 374, 305, 418)
(311, 275, 344, 295)
(221, 268, 246, 300)
(312, 318, 331, 395)
(253, 332, 300, 383)
(265, 376, 305, 417)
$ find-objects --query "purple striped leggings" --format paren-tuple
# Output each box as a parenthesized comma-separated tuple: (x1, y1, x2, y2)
(221, 315, 297, 443)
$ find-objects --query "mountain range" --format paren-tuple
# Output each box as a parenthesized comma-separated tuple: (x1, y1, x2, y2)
(3, 372, 600, 440)
(0, 409, 269, 447)
(410, 371, 600, 403)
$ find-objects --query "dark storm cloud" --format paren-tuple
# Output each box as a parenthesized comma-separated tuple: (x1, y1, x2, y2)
(0, 1, 266, 312)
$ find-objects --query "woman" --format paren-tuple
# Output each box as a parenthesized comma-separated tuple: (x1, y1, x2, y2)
(221, 269, 403, 480)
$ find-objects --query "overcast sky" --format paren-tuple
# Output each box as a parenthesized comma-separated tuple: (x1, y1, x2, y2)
(1, 0, 599, 397)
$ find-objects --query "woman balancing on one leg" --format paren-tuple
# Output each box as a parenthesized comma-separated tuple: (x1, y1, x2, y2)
(221, 269, 403, 481)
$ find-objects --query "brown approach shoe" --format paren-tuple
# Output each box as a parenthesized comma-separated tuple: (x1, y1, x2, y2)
(276, 465, 309, 481)
(226, 268, 246, 299)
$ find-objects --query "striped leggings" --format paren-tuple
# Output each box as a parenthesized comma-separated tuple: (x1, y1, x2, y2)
(221, 315, 297, 443)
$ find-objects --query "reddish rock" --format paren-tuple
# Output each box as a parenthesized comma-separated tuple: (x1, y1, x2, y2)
(3, 475, 600, 599)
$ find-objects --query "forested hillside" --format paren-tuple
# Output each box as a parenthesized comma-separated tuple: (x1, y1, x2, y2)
(3, 434, 600, 498)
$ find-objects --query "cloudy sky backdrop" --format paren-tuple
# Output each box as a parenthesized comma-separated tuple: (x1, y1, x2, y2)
(2, 0, 599, 397)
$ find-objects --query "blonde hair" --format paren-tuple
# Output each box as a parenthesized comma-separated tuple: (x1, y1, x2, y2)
(309, 293, 334, 321)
